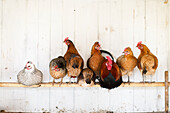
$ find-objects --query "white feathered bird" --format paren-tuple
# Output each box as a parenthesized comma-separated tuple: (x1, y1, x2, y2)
(17, 61, 43, 86)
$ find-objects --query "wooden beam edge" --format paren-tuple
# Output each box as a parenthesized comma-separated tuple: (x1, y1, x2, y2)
(0, 82, 168, 88)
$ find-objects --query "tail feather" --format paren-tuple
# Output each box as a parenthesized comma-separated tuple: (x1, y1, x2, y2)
(100, 50, 114, 61)
(99, 77, 122, 89)
(142, 66, 147, 75)
(72, 64, 79, 69)
(87, 58, 90, 69)
(99, 73, 123, 89)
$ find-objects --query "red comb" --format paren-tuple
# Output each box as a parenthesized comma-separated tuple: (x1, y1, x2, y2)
(124, 47, 128, 52)
(106, 56, 112, 64)
(64, 37, 69, 42)
(54, 65, 58, 69)
(137, 41, 142, 46)
(99, 43, 101, 47)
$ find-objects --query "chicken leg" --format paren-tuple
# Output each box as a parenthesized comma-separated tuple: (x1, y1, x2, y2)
(69, 77, 72, 84)
(150, 75, 152, 83)
(59, 78, 63, 87)
(142, 74, 145, 83)
(52, 79, 55, 86)
(127, 76, 130, 85)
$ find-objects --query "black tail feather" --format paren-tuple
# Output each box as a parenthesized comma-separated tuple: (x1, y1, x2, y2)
(142, 67, 147, 75)
(87, 58, 90, 69)
(72, 64, 79, 69)
(99, 77, 123, 90)
(100, 50, 114, 61)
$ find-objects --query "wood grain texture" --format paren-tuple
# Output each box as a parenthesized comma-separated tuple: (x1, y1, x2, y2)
(165, 71, 169, 113)
(0, 0, 169, 112)
(0, 82, 168, 87)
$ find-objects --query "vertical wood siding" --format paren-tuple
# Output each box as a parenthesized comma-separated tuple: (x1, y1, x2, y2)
(0, 0, 169, 112)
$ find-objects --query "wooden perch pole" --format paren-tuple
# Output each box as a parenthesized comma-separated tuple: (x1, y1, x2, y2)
(165, 71, 169, 113)
(0, 82, 169, 87)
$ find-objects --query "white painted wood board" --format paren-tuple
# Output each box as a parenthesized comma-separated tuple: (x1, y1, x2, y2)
(0, 0, 169, 112)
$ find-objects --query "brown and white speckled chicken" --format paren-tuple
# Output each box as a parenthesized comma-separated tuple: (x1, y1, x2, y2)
(116, 47, 138, 83)
(64, 37, 84, 82)
(49, 56, 66, 86)
(17, 61, 43, 86)
(77, 68, 95, 87)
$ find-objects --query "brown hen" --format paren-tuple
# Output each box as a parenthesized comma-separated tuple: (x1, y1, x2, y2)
(64, 37, 84, 82)
(116, 47, 138, 83)
(136, 41, 158, 82)
(87, 42, 105, 77)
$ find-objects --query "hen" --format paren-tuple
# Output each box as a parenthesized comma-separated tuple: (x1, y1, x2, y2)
(136, 41, 158, 82)
(116, 47, 138, 83)
(99, 56, 122, 89)
(78, 68, 95, 87)
(49, 56, 66, 86)
(87, 42, 104, 77)
(87, 42, 113, 78)
(64, 37, 84, 82)
(17, 61, 43, 86)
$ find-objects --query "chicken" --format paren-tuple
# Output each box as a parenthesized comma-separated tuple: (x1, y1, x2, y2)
(136, 41, 158, 82)
(87, 42, 104, 78)
(99, 56, 122, 89)
(64, 37, 84, 82)
(78, 68, 95, 87)
(116, 47, 138, 83)
(87, 42, 114, 78)
(17, 61, 43, 86)
(49, 56, 66, 86)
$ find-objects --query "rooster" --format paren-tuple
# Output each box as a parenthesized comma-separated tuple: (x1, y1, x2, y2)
(136, 41, 158, 82)
(17, 61, 43, 86)
(116, 47, 138, 83)
(78, 68, 95, 87)
(49, 56, 66, 86)
(99, 56, 122, 89)
(64, 37, 84, 82)
(87, 42, 113, 78)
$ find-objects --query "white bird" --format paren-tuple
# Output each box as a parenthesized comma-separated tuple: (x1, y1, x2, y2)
(17, 61, 43, 86)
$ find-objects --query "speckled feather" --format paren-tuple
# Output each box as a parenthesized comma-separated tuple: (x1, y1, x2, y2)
(17, 68, 43, 86)
(49, 56, 66, 79)
(78, 68, 95, 86)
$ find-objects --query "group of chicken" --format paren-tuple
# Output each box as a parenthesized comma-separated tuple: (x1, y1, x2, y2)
(17, 38, 158, 90)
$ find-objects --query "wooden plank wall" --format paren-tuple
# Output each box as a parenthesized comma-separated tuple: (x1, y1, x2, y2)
(0, 0, 169, 112)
